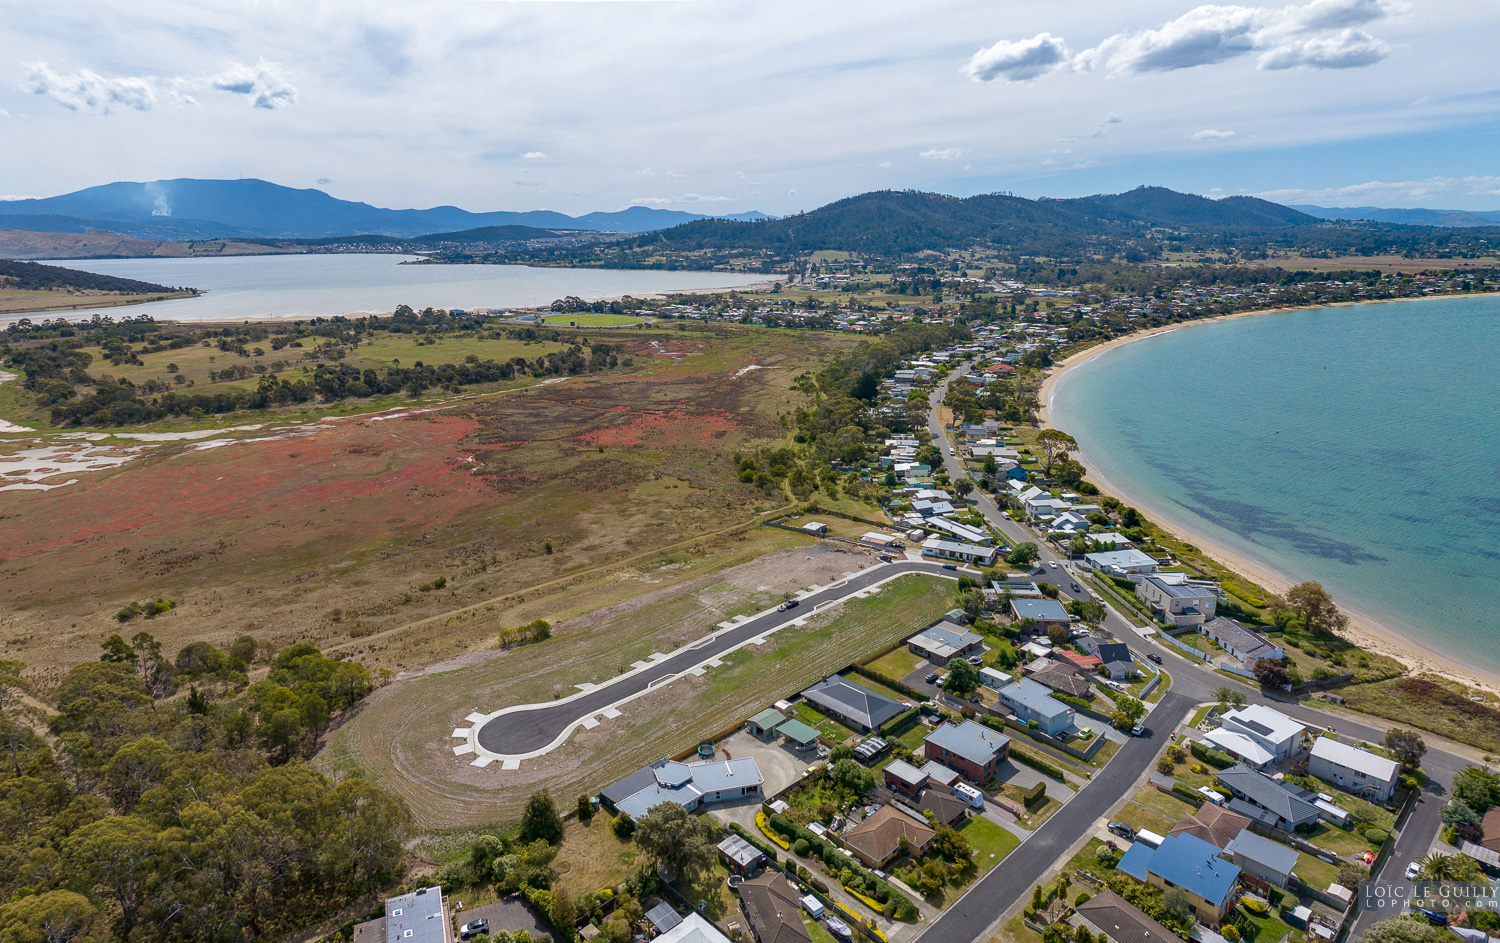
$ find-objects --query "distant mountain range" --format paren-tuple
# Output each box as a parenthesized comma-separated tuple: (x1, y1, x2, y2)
(1290, 205, 1500, 228)
(0, 178, 772, 239)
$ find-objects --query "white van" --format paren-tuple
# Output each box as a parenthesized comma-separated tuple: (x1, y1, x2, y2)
(954, 782, 986, 809)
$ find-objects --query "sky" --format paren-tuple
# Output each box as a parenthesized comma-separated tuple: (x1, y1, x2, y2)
(2, 0, 1498, 216)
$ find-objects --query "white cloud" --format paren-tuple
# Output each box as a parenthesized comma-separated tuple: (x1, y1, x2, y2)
(919, 147, 962, 160)
(877, 161, 891, 167)
(1255, 175, 1500, 205)
(522, 151, 548, 159)
(1257, 28, 1388, 69)
(1191, 128, 1238, 140)
(635, 167, 654, 176)
(23, 62, 160, 113)
(629, 193, 730, 206)
(210, 59, 298, 110)
(979, 0, 1393, 81)
(965, 32, 1071, 82)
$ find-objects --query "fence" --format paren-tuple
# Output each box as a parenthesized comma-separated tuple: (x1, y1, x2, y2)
(1138, 670, 1163, 699)
(1157, 631, 1212, 662)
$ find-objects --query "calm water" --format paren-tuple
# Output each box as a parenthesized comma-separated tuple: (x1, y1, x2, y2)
(15, 253, 766, 322)
(1049, 294, 1500, 677)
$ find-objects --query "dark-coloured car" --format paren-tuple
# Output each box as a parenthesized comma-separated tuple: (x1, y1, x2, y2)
(1107, 822, 1136, 840)
(925, 672, 940, 685)
(1147, 653, 1163, 664)
(778, 599, 800, 611)
(941, 563, 958, 571)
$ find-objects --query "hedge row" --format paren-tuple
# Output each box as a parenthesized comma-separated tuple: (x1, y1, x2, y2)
(521, 884, 578, 943)
(1008, 746, 1067, 782)
(1050, 692, 1092, 712)
(1189, 740, 1236, 769)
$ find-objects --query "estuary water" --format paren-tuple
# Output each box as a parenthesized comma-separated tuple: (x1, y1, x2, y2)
(18, 253, 766, 322)
(1048, 294, 1500, 679)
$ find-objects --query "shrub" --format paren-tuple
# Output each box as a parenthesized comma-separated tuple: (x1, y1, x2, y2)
(1366, 828, 1389, 845)
(1189, 740, 1235, 769)
(1222, 925, 1241, 942)
(793, 838, 810, 857)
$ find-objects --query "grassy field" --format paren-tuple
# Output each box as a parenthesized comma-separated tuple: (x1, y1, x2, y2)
(1, 324, 858, 686)
(1111, 801, 1176, 835)
(1130, 786, 1198, 822)
(541, 313, 643, 326)
(865, 646, 926, 680)
(1294, 851, 1341, 891)
(1332, 674, 1500, 754)
(553, 815, 639, 894)
(325, 571, 958, 831)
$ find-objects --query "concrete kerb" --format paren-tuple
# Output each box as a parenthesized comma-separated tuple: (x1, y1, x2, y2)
(456, 561, 966, 766)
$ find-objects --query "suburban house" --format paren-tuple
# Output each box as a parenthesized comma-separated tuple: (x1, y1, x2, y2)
(1201, 618, 1286, 667)
(921, 536, 999, 567)
(920, 760, 961, 788)
(980, 666, 1013, 690)
(840, 804, 935, 868)
(996, 678, 1075, 736)
(655, 914, 735, 943)
(883, 759, 929, 797)
(1169, 804, 1251, 849)
(1117, 832, 1243, 921)
(1218, 705, 1306, 760)
(353, 886, 450, 943)
(908, 622, 985, 663)
(600, 758, 764, 819)
(1047, 511, 1093, 536)
(923, 516, 992, 545)
(1010, 597, 1071, 630)
(738, 872, 812, 943)
(1136, 575, 1217, 626)
(1481, 808, 1500, 855)
(1026, 659, 1093, 698)
(916, 789, 971, 826)
(1075, 888, 1183, 943)
(1203, 728, 1276, 769)
(1078, 638, 1140, 679)
(991, 578, 1045, 598)
(747, 708, 786, 739)
(923, 719, 1011, 783)
(717, 834, 765, 876)
(1308, 737, 1401, 801)
(1083, 549, 1160, 576)
(1055, 649, 1103, 672)
(912, 499, 957, 518)
(801, 521, 828, 536)
(1088, 533, 1135, 549)
(799, 676, 905, 732)
(1215, 765, 1323, 831)
(1225, 830, 1299, 889)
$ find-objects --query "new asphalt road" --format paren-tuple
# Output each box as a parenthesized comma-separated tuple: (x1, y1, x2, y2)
(912, 369, 1466, 943)
(475, 559, 959, 757)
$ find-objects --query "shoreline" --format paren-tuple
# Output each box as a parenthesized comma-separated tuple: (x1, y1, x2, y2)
(1036, 298, 1500, 697)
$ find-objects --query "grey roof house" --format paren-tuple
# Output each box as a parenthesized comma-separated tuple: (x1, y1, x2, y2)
(1216, 764, 1322, 831)
(1225, 830, 1299, 888)
(908, 622, 985, 662)
(601, 758, 764, 819)
(1201, 617, 1285, 667)
(353, 886, 450, 943)
(800, 676, 905, 732)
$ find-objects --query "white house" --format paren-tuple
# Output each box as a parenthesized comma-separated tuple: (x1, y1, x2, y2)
(921, 536, 998, 567)
(1136, 575, 1217, 627)
(1309, 737, 1401, 801)
(1200, 617, 1285, 666)
(1083, 549, 1160, 575)
(1218, 705, 1306, 761)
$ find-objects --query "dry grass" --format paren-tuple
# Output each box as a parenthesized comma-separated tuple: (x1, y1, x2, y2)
(323, 569, 956, 829)
(0, 325, 854, 693)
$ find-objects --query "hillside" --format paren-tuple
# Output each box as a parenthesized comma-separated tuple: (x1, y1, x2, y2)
(0, 259, 178, 294)
(455, 186, 1500, 268)
(0, 178, 769, 238)
(1291, 204, 1500, 228)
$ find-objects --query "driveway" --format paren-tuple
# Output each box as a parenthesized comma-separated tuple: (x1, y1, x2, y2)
(450, 898, 551, 942)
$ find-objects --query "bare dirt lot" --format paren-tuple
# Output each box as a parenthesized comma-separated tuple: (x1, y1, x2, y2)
(0, 325, 853, 695)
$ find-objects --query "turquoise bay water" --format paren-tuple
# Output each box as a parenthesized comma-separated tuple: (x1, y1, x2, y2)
(1049, 294, 1500, 678)
(10, 254, 766, 323)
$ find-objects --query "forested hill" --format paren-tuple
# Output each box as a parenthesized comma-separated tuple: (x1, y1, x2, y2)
(461, 186, 1500, 268)
(0, 259, 179, 294)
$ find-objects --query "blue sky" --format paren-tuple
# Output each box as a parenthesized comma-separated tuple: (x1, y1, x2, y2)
(2, 0, 1497, 214)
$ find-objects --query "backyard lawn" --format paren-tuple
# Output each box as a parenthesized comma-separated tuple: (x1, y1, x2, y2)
(1130, 787, 1198, 822)
(554, 815, 639, 892)
(1111, 802, 1177, 835)
(960, 816, 1021, 873)
(865, 646, 927, 680)
(1294, 851, 1342, 891)
(793, 703, 860, 745)
(1305, 822, 1379, 857)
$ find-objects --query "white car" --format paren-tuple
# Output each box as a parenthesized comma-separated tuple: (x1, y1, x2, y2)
(1405, 861, 1422, 880)
(948, 447, 956, 455)
(1048, 561, 1058, 569)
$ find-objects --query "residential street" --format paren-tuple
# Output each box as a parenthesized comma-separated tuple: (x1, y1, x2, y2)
(912, 366, 1464, 943)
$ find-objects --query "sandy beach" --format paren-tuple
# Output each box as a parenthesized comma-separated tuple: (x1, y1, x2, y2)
(1037, 303, 1500, 697)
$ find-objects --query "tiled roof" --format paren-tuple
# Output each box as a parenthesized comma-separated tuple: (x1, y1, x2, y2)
(1077, 887, 1181, 943)
(739, 873, 811, 943)
(841, 805, 934, 864)
(1168, 803, 1250, 849)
